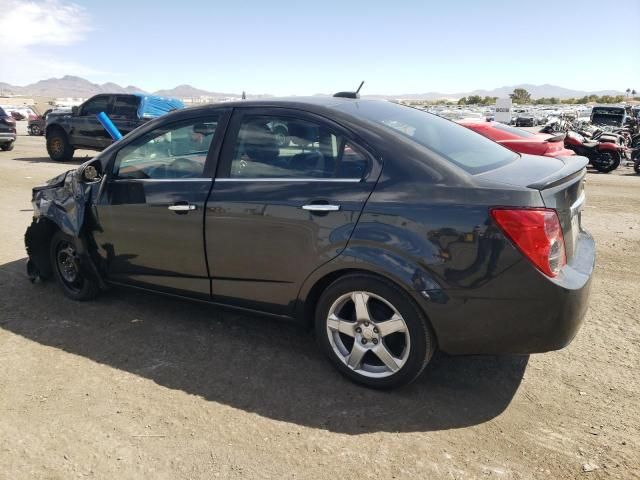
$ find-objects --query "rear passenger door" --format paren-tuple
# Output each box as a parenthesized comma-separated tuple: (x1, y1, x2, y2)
(205, 107, 381, 315)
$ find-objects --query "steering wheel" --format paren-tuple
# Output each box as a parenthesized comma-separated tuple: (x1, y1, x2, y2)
(169, 157, 200, 178)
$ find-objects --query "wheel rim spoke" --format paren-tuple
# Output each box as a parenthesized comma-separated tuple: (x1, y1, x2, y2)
(346, 342, 367, 369)
(351, 292, 371, 322)
(375, 314, 406, 337)
(327, 314, 356, 337)
(372, 344, 402, 372)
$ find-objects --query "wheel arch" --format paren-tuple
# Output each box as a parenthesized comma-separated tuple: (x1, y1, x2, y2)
(295, 248, 445, 342)
(45, 122, 67, 139)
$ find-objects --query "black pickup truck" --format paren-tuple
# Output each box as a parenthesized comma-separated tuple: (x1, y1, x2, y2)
(45, 93, 183, 161)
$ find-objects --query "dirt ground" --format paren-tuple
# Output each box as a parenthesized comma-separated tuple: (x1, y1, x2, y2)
(0, 127, 638, 480)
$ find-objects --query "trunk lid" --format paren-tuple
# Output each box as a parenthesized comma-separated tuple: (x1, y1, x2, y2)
(477, 154, 588, 261)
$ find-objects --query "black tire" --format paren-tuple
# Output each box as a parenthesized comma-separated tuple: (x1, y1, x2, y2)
(46, 129, 74, 162)
(634, 161, 640, 175)
(591, 150, 620, 173)
(0, 142, 14, 151)
(49, 231, 99, 301)
(315, 273, 436, 389)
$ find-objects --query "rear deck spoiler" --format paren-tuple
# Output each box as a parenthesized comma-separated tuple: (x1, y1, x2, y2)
(527, 155, 588, 190)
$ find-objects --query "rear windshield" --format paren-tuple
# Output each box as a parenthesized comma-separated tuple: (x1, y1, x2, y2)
(335, 101, 518, 174)
(491, 122, 537, 138)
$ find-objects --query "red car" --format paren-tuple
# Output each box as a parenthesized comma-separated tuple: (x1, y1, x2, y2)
(458, 120, 575, 158)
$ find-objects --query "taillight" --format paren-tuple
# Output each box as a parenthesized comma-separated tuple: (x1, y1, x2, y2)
(490, 208, 566, 277)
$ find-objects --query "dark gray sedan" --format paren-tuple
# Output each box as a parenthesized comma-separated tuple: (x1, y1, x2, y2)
(25, 96, 595, 389)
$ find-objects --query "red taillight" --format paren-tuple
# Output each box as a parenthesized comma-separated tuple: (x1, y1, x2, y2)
(490, 208, 567, 277)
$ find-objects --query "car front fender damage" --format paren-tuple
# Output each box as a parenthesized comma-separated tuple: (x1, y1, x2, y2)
(24, 169, 104, 287)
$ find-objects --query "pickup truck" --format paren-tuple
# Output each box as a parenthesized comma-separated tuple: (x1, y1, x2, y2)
(45, 93, 183, 161)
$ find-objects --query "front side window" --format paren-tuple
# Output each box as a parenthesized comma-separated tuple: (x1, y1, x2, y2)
(82, 96, 111, 116)
(113, 116, 219, 179)
(227, 115, 368, 179)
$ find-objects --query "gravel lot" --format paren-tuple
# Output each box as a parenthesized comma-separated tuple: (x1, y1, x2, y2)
(1, 127, 638, 479)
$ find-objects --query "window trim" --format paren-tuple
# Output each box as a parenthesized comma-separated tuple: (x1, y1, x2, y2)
(215, 107, 375, 182)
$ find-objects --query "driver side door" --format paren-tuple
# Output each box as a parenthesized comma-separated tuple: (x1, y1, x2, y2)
(93, 111, 230, 298)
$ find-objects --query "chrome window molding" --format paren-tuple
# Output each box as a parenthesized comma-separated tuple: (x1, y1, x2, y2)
(215, 178, 362, 183)
(112, 178, 212, 182)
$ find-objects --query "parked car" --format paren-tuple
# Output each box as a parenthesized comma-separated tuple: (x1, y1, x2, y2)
(45, 93, 183, 162)
(590, 106, 626, 128)
(25, 97, 595, 389)
(28, 108, 59, 136)
(458, 120, 575, 157)
(515, 114, 537, 127)
(0, 107, 17, 151)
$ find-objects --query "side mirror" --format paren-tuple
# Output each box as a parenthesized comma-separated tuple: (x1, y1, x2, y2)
(72, 106, 79, 116)
(78, 160, 103, 183)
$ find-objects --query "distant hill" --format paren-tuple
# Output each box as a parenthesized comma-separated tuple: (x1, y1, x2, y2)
(373, 84, 625, 101)
(0, 76, 627, 100)
(0, 75, 147, 98)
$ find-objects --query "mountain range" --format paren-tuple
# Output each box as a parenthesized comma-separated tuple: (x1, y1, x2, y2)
(0, 76, 626, 100)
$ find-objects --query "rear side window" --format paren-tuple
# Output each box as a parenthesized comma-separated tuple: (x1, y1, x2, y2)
(81, 96, 111, 116)
(336, 101, 518, 174)
(226, 115, 368, 179)
(112, 96, 140, 119)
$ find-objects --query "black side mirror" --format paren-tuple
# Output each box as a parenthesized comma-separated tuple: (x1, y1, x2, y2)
(72, 106, 79, 116)
(78, 160, 103, 183)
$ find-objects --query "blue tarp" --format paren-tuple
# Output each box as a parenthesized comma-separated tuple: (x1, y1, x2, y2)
(135, 94, 184, 119)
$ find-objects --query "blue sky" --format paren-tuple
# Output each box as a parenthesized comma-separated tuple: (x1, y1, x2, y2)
(1, 0, 639, 95)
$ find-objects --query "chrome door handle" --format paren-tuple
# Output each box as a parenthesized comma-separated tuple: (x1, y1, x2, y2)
(302, 204, 340, 212)
(168, 204, 196, 211)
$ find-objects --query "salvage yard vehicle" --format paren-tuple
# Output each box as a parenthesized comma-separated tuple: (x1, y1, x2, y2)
(458, 120, 575, 157)
(25, 97, 595, 389)
(564, 130, 624, 173)
(45, 93, 183, 162)
(0, 107, 17, 151)
(590, 106, 627, 129)
(515, 113, 537, 127)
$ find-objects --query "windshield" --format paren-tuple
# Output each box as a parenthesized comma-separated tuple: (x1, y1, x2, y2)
(591, 113, 624, 127)
(335, 101, 518, 174)
(491, 122, 537, 138)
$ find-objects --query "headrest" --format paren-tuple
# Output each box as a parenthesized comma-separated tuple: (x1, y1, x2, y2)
(288, 122, 318, 147)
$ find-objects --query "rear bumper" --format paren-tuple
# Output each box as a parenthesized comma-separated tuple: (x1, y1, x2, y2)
(426, 230, 595, 355)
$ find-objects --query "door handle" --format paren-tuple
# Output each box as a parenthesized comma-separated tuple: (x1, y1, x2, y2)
(302, 204, 340, 212)
(168, 204, 197, 212)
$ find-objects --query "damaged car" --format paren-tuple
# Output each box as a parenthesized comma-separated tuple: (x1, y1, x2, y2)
(26, 97, 595, 389)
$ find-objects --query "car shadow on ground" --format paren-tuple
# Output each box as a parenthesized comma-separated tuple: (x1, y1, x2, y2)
(0, 258, 528, 434)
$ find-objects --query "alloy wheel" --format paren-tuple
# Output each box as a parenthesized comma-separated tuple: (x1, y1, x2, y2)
(326, 291, 411, 378)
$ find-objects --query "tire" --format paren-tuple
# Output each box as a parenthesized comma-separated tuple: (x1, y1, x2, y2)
(49, 231, 99, 301)
(0, 141, 14, 151)
(591, 150, 620, 173)
(634, 160, 640, 175)
(46, 129, 74, 162)
(315, 273, 436, 389)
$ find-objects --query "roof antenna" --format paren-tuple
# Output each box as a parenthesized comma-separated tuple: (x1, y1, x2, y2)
(333, 80, 365, 99)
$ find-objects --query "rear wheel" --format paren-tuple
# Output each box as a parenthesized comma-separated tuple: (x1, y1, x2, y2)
(315, 273, 436, 389)
(46, 130, 74, 162)
(50, 231, 99, 301)
(591, 150, 620, 173)
(0, 142, 14, 151)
